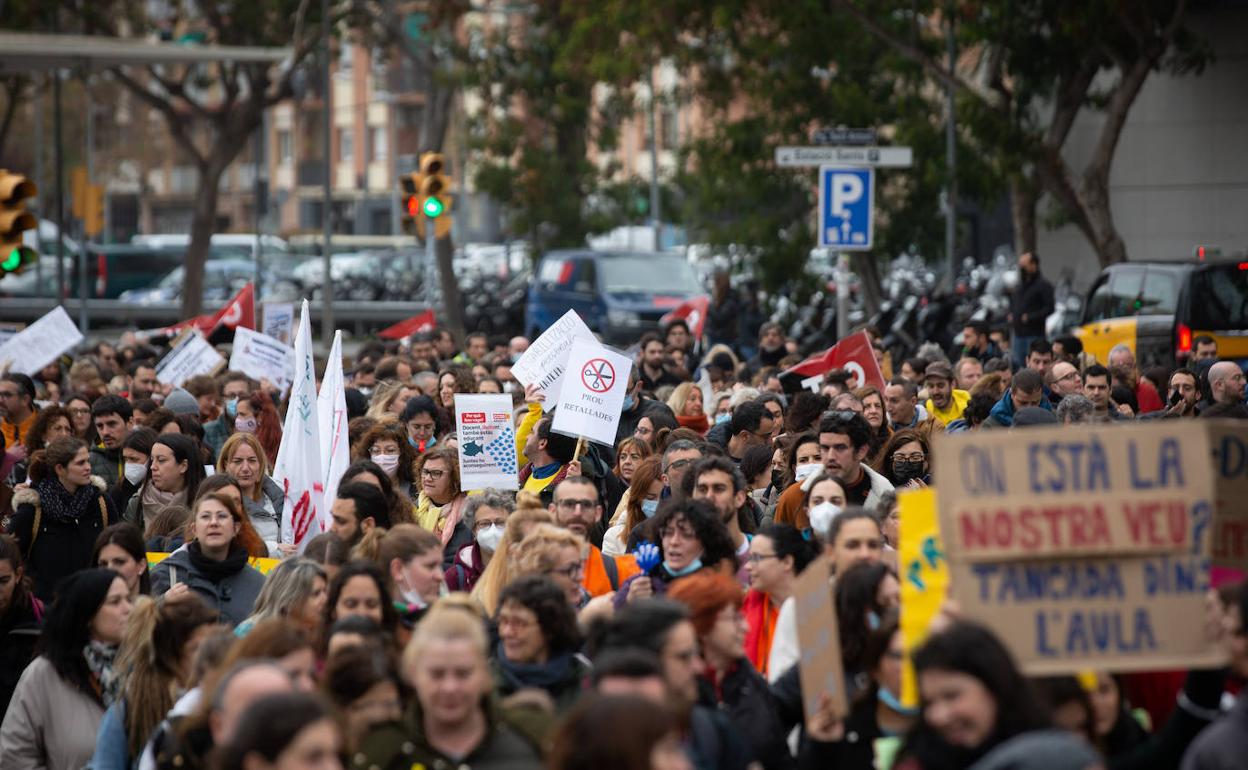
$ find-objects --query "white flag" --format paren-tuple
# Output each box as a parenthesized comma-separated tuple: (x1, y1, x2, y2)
(274, 300, 325, 550)
(318, 330, 350, 516)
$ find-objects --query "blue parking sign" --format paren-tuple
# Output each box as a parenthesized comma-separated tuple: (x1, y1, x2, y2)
(818, 166, 874, 251)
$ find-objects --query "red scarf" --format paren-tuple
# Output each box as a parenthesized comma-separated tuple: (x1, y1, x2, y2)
(676, 414, 709, 435)
(742, 589, 779, 677)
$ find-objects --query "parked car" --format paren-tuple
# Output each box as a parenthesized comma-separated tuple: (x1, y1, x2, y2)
(119, 259, 301, 304)
(524, 250, 703, 344)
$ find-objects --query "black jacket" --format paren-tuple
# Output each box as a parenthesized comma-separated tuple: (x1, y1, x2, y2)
(697, 659, 793, 770)
(706, 292, 744, 348)
(0, 593, 41, 719)
(1009, 272, 1055, 337)
(8, 478, 120, 601)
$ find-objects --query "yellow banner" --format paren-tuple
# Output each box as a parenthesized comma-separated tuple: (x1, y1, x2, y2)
(147, 551, 281, 575)
(898, 487, 949, 708)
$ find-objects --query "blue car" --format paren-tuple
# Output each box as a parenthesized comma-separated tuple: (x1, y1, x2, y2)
(524, 250, 703, 344)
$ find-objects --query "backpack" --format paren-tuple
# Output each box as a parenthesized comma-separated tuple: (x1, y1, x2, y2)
(600, 551, 619, 591)
(25, 493, 109, 559)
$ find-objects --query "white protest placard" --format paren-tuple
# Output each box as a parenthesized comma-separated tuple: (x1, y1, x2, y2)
(274, 300, 326, 550)
(318, 330, 351, 513)
(155, 330, 225, 387)
(230, 326, 295, 394)
(551, 338, 632, 446)
(262, 302, 295, 345)
(0, 307, 83, 375)
(455, 393, 520, 491)
(511, 309, 595, 405)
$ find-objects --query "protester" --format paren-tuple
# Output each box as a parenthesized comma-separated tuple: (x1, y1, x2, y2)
(743, 523, 818, 677)
(880, 429, 932, 489)
(236, 558, 328, 637)
(324, 560, 399, 637)
(548, 694, 691, 770)
(218, 432, 286, 554)
(123, 433, 206, 532)
(353, 421, 420, 499)
(602, 456, 664, 556)
(470, 508, 555, 616)
(445, 490, 515, 592)
(379, 524, 446, 627)
(0, 568, 132, 770)
(149, 492, 265, 627)
(322, 643, 404, 752)
(613, 498, 737, 606)
(412, 446, 471, 561)
(0, 534, 41, 719)
(340, 459, 415, 527)
(355, 602, 543, 770)
(234, 392, 283, 469)
(493, 574, 589, 712)
(400, 394, 442, 453)
(10, 437, 120, 599)
(0, 374, 38, 453)
(1008, 251, 1055, 368)
(92, 522, 151, 599)
(215, 691, 344, 770)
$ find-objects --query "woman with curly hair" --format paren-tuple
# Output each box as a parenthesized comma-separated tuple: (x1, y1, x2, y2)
(436, 365, 477, 413)
(352, 420, 419, 500)
(853, 385, 892, 471)
(612, 498, 737, 607)
(234, 391, 283, 472)
(23, 405, 74, 456)
(492, 574, 588, 713)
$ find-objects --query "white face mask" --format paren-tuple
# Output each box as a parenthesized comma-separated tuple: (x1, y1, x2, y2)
(476, 523, 504, 552)
(372, 453, 399, 475)
(123, 462, 147, 486)
(808, 502, 842, 538)
(794, 463, 823, 483)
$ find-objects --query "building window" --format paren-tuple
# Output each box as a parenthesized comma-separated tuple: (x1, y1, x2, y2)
(371, 126, 387, 162)
(338, 39, 354, 72)
(660, 104, 678, 150)
(277, 130, 293, 164)
(340, 128, 354, 162)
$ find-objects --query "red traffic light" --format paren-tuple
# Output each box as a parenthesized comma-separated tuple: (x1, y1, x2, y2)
(406, 196, 420, 217)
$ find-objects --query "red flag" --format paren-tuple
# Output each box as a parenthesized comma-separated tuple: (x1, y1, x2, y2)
(378, 309, 436, 340)
(659, 295, 710, 339)
(165, 283, 255, 335)
(781, 330, 885, 391)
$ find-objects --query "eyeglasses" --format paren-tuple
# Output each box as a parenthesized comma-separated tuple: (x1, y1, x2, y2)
(69, 407, 91, 416)
(420, 468, 446, 480)
(1057, 371, 1081, 382)
(892, 453, 925, 464)
(659, 525, 696, 540)
(746, 553, 779, 564)
(664, 458, 694, 472)
(826, 410, 858, 420)
(548, 562, 584, 579)
(556, 498, 596, 512)
(497, 613, 537, 630)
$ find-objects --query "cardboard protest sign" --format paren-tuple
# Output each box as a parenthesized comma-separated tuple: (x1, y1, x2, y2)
(230, 326, 295, 394)
(261, 302, 295, 345)
(550, 338, 632, 446)
(511, 309, 595, 404)
(1208, 422, 1248, 568)
(898, 487, 948, 708)
(455, 394, 520, 491)
(155, 329, 225, 387)
(792, 555, 848, 720)
(932, 422, 1214, 561)
(933, 421, 1225, 675)
(0, 306, 83, 375)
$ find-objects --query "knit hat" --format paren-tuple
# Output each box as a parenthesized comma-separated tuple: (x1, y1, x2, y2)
(163, 388, 200, 416)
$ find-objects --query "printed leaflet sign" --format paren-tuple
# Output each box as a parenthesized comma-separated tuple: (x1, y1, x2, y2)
(455, 394, 520, 492)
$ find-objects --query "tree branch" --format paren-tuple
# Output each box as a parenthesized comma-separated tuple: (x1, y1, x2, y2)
(1043, 53, 1101, 150)
(0, 75, 27, 160)
(828, 0, 1005, 111)
(112, 67, 208, 168)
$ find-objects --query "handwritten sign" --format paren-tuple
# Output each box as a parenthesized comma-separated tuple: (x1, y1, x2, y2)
(550, 338, 632, 446)
(231, 326, 295, 394)
(933, 423, 1214, 561)
(1209, 422, 1248, 568)
(511, 309, 595, 405)
(261, 302, 295, 345)
(792, 555, 848, 720)
(155, 329, 225, 387)
(898, 488, 948, 708)
(934, 422, 1225, 674)
(455, 393, 520, 491)
(0, 307, 83, 375)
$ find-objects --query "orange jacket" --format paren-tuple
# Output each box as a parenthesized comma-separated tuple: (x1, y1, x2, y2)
(582, 545, 640, 597)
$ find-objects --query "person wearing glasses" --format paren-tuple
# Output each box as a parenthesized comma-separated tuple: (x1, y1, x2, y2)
(742, 523, 818, 678)
(1047, 361, 1084, 403)
(0, 374, 39, 458)
(549, 477, 640, 599)
(613, 498, 737, 608)
(412, 446, 471, 566)
(880, 429, 931, 489)
(492, 574, 589, 714)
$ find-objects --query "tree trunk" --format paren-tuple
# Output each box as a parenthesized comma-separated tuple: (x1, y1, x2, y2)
(183, 158, 228, 318)
(850, 252, 883, 318)
(434, 233, 465, 343)
(0, 76, 25, 162)
(1010, 175, 1037, 256)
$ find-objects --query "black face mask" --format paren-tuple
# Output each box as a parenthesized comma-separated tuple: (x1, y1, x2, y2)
(771, 469, 786, 490)
(893, 460, 925, 484)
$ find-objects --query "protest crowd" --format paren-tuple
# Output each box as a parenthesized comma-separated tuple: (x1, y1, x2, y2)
(0, 251, 1246, 770)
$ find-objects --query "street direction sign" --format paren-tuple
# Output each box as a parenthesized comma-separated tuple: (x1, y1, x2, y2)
(776, 145, 913, 168)
(811, 127, 877, 146)
(818, 166, 874, 251)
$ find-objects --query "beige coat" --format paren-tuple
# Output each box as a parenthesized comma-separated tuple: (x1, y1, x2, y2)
(0, 656, 105, 770)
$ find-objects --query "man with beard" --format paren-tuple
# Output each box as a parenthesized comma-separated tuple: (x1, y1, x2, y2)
(686, 456, 756, 582)
(745, 322, 788, 380)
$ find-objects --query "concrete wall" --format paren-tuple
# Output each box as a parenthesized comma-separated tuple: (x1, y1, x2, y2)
(1037, 3, 1248, 291)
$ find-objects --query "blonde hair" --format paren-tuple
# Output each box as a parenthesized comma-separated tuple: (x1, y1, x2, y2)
(666, 381, 701, 417)
(515, 490, 546, 512)
(218, 432, 271, 497)
(403, 601, 490, 672)
(365, 381, 410, 420)
(469, 507, 553, 615)
(512, 523, 585, 578)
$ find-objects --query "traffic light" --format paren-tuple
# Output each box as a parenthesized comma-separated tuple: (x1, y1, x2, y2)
(84, 184, 105, 238)
(0, 170, 38, 277)
(399, 171, 422, 238)
(418, 152, 453, 239)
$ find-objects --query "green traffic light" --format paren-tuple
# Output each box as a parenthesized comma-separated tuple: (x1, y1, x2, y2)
(1, 248, 19, 272)
(423, 197, 444, 218)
